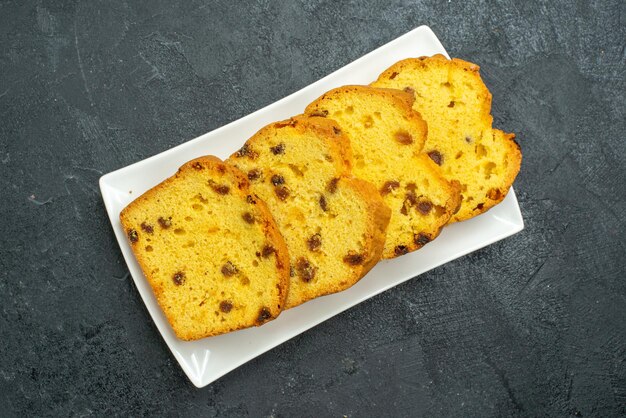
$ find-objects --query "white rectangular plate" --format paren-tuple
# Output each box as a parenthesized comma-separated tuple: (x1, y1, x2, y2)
(100, 26, 523, 388)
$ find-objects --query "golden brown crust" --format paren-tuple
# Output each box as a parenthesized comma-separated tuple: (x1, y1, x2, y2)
(371, 86, 416, 108)
(120, 156, 290, 340)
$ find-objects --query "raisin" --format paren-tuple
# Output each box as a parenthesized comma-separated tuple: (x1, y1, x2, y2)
(271, 174, 285, 186)
(307, 234, 322, 252)
(394, 130, 413, 145)
(417, 200, 433, 215)
(262, 245, 275, 258)
(332, 126, 341, 135)
(275, 186, 289, 200)
(319, 195, 328, 212)
(380, 180, 400, 195)
(158, 217, 172, 229)
(296, 257, 316, 283)
(236, 143, 258, 159)
(140, 222, 154, 234)
(343, 252, 364, 265)
(208, 180, 230, 195)
(389, 71, 399, 79)
(270, 143, 285, 155)
(235, 144, 249, 157)
(394, 245, 409, 256)
(257, 307, 272, 324)
(475, 203, 485, 211)
(128, 229, 138, 243)
(487, 188, 502, 201)
(172, 271, 185, 285)
(309, 109, 328, 117)
(327, 178, 339, 194)
(448, 101, 455, 108)
(246, 195, 257, 204)
(192, 161, 203, 170)
(400, 191, 417, 215)
(427, 150, 443, 166)
(405, 191, 417, 206)
(414, 233, 430, 246)
(242, 212, 255, 224)
(215, 184, 230, 194)
(403, 86, 415, 95)
(221, 261, 237, 277)
(247, 169, 261, 181)
(219, 300, 233, 313)
(465, 136, 472, 143)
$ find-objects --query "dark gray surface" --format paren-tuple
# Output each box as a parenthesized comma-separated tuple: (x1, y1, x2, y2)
(1, 0, 625, 416)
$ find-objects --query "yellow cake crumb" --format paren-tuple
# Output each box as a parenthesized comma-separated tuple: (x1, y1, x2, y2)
(306, 85, 461, 258)
(227, 115, 390, 308)
(120, 156, 290, 340)
(371, 55, 522, 222)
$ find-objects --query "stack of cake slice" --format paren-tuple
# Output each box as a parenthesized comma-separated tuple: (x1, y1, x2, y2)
(119, 55, 522, 340)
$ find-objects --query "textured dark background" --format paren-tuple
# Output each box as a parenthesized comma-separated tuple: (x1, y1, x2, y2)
(1, 0, 625, 416)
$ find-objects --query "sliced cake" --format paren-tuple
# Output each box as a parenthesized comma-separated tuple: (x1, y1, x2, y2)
(120, 156, 290, 340)
(227, 115, 390, 308)
(305, 85, 461, 258)
(371, 55, 522, 221)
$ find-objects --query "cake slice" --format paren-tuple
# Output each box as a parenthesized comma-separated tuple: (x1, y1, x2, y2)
(371, 55, 522, 222)
(227, 115, 390, 308)
(120, 156, 290, 340)
(305, 85, 461, 258)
